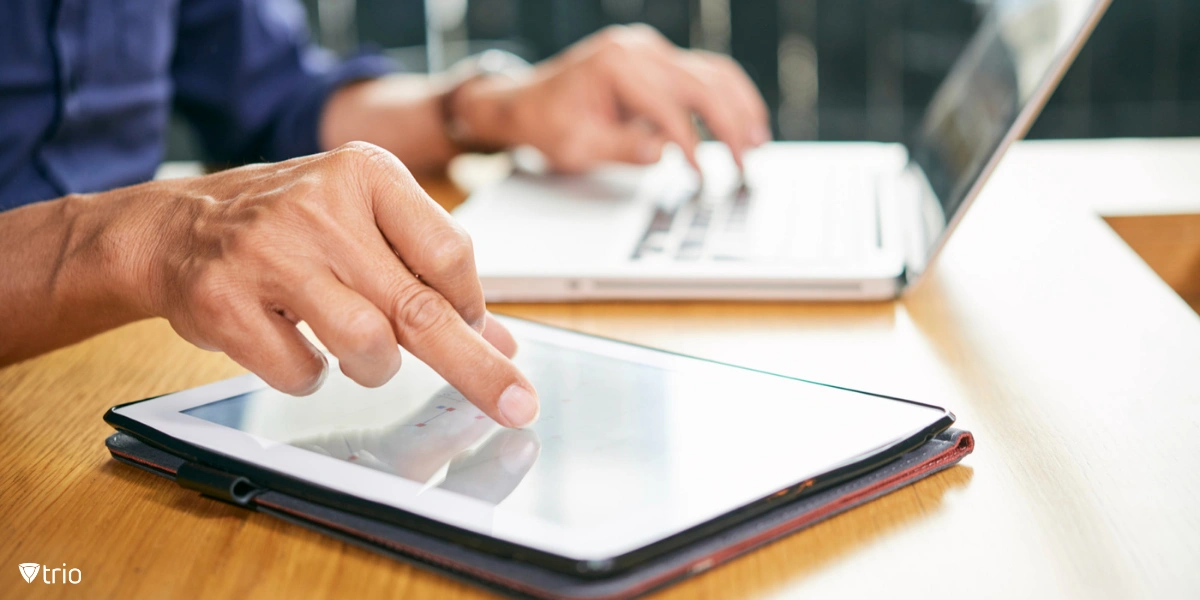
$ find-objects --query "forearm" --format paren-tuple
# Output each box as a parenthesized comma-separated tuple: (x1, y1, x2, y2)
(319, 74, 460, 173)
(318, 73, 522, 173)
(0, 190, 157, 364)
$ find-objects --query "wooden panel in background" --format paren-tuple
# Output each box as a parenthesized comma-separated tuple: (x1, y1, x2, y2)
(1105, 213, 1200, 313)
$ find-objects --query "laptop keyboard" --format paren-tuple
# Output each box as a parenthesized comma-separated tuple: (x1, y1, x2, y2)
(632, 168, 884, 264)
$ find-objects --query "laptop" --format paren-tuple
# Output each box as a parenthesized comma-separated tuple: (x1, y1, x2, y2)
(454, 0, 1111, 301)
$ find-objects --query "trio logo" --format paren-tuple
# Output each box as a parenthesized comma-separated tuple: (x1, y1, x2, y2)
(17, 562, 81, 584)
(18, 563, 39, 583)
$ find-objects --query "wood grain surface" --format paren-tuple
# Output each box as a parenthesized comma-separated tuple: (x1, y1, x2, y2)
(3, 147, 1200, 600)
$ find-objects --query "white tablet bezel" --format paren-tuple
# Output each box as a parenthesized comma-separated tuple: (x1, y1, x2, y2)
(111, 317, 950, 563)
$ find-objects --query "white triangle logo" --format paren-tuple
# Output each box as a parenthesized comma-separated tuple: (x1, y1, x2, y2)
(18, 563, 40, 583)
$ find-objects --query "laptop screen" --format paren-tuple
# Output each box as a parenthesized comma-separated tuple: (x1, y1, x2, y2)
(908, 0, 1108, 272)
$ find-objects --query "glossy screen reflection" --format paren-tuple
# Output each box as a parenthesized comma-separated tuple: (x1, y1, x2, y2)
(912, 0, 1104, 246)
(184, 325, 946, 545)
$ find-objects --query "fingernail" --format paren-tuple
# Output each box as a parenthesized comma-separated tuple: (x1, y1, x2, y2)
(751, 125, 770, 146)
(638, 141, 661, 163)
(298, 354, 330, 396)
(499, 433, 540, 473)
(471, 316, 487, 334)
(498, 384, 540, 429)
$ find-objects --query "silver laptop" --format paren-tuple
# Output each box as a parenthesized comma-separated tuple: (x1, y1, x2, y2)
(455, 0, 1110, 302)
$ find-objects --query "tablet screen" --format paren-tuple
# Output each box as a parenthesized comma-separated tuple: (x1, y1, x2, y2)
(117, 317, 950, 565)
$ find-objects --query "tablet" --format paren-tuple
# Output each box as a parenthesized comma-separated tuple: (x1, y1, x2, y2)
(106, 316, 953, 576)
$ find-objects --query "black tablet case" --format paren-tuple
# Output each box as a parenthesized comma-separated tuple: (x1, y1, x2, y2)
(106, 428, 973, 599)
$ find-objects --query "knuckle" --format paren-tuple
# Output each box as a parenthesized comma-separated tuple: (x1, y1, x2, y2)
(336, 140, 387, 159)
(595, 26, 638, 60)
(329, 142, 415, 205)
(332, 141, 401, 175)
(391, 284, 453, 338)
(597, 25, 627, 48)
(423, 228, 475, 278)
(711, 53, 741, 72)
(627, 23, 660, 40)
(341, 308, 390, 356)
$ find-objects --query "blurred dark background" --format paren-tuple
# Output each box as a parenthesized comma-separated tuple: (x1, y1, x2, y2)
(168, 0, 1200, 159)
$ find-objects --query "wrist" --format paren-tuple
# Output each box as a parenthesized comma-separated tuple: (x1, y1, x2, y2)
(60, 183, 177, 322)
(445, 75, 525, 152)
(442, 50, 535, 153)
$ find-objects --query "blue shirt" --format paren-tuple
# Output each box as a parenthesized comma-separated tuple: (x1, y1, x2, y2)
(0, 0, 396, 211)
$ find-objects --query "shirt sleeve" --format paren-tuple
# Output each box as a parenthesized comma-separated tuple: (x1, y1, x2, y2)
(171, 0, 398, 164)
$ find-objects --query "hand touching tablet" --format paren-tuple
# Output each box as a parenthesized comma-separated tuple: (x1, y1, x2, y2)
(0, 143, 538, 428)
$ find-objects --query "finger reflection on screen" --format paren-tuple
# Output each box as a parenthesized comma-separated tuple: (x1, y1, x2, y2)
(441, 429, 541, 504)
(290, 385, 541, 505)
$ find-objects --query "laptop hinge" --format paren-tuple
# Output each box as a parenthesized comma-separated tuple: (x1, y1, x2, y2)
(897, 162, 944, 287)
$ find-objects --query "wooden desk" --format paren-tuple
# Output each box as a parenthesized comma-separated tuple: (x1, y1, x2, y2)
(980, 138, 1200, 313)
(3, 143, 1200, 599)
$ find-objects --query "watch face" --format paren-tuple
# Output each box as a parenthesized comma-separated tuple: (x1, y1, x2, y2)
(446, 49, 531, 80)
(475, 49, 532, 76)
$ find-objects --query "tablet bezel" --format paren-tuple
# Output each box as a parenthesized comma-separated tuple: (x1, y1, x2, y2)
(105, 316, 954, 578)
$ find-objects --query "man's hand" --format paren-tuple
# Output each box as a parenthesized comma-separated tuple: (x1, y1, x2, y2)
(453, 25, 771, 173)
(152, 143, 537, 426)
(0, 143, 538, 428)
(320, 25, 768, 174)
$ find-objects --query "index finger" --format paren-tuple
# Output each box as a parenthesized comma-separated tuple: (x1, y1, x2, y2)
(339, 143, 488, 333)
(333, 143, 538, 427)
(385, 276, 540, 429)
(604, 61, 703, 173)
(709, 53, 771, 146)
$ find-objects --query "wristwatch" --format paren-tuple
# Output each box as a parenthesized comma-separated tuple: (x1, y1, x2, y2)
(440, 49, 532, 154)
